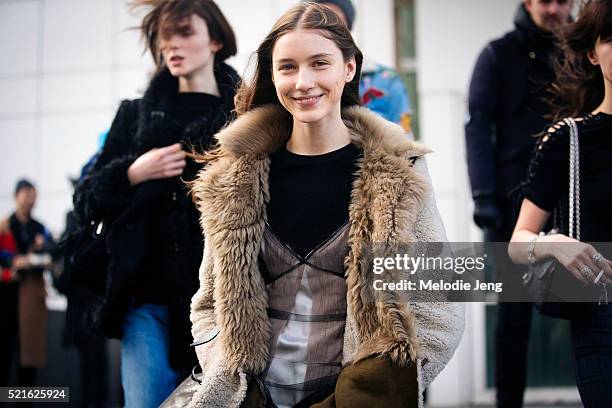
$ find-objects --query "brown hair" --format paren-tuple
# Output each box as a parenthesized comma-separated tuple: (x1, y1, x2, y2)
(234, 2, 363, 116)
(130, 0, 237, 71)
(549, 0, 612, 120)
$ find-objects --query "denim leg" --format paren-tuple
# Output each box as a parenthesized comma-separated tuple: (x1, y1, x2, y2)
(571, 304, 612, 408)
(121, 303, 181, 408)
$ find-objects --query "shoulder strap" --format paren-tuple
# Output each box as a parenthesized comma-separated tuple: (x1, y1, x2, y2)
(563, 117, 580, 240)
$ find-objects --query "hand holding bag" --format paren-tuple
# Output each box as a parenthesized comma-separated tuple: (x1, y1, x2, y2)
(521, 117, 607, 319)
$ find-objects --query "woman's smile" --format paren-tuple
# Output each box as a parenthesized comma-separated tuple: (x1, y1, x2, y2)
(293, 94, 323, 108)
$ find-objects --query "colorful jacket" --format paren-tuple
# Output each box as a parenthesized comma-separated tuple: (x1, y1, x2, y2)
(360, 59, 412, 133)
(0, 224, 17, 283)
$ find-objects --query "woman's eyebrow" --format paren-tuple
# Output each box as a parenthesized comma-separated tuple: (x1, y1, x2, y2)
(274, 53, 334, 64)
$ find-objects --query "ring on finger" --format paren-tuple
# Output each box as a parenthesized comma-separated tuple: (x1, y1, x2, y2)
(580, 266, 593, 276)
(593, 253, 604, 264)
(594, 269, 605, 285)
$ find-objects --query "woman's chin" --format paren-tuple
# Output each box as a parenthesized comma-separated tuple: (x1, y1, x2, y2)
(287, 107, 330, 124)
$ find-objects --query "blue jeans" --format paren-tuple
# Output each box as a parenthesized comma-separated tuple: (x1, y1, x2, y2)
(121, 303, 181, 408)
(571, 303, 612, 407)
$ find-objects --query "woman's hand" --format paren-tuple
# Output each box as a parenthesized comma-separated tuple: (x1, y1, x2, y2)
(510, 199, 612, 286)
(127, 143, 186, 186)
(12, 255, 30, 271)
(548, 235, 612, 286)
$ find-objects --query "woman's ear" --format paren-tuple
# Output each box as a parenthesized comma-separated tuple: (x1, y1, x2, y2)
(211, 41, 223, 53)
(587, 49, 599, 66)
(345, 56, 356, 83)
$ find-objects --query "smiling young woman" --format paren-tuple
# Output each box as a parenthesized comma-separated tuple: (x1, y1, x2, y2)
(72, 1, 240, 407)
(159, 3, 464, 408)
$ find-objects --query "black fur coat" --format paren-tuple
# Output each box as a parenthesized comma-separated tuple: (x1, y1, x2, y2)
(73, 62, 240, 369)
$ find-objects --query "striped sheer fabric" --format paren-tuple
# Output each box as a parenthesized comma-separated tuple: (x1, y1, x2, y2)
(259, 222, 350, 408)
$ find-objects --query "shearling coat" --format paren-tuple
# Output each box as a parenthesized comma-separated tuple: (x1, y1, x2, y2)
(184, 105, 464, 407)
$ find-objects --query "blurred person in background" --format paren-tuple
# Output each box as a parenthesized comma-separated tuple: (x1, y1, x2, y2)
(465, 1, 573, 406)
(308, 0, 413, 133)
(72, 0, 240, 406)
(509, 1, 612, 406)
(0, 179, 56, 388)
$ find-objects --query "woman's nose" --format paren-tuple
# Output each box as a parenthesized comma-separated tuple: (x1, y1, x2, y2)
(161, 35, 179, 51)
(295, 69, 315, 91)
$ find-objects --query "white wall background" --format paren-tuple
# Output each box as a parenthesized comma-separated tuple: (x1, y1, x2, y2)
(0, 0, 394, 234)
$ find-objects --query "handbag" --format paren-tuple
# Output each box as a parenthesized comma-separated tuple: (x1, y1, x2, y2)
(60, 218, 109, 294)
(522, 117, 586, 320)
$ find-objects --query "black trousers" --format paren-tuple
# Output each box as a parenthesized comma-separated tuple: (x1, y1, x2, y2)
(0, 283, 19, 386)
(486, 223, 533, 408)
(495, 302, 533, 408)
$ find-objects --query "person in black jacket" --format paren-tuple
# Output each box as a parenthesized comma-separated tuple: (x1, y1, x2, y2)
(72, 1, 240, 407)
(465, 1, 573, 407)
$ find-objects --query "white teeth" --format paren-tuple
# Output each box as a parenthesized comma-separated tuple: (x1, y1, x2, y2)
(295, 96, 319, 104)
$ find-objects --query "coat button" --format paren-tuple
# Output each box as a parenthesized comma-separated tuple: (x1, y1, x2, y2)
(174, 243, 180, 252)
(172, 192, 177, 201)
(529, 51, 536, 59)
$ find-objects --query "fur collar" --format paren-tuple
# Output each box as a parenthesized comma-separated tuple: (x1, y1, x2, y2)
(134, 63, 240, 151)
(194, 104, 432, 374)
(214, 104, 429, 159)
(140, 62, 239, 119)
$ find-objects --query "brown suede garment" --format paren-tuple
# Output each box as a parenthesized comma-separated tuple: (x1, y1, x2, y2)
(241, 356, 418, 408)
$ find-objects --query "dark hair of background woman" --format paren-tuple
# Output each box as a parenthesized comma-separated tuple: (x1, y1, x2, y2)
(234, 2, 363, 116)
(130, 0, 237, 70)
(549, 0, 612, 121)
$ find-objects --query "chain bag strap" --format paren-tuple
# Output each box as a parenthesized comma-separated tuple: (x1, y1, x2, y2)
(564, 117, 580, 240)
(564, 117, 608, 305)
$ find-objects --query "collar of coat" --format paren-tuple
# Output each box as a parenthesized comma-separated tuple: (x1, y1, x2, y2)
(194, 104, 432, 374)
(134, 63, 240, 151)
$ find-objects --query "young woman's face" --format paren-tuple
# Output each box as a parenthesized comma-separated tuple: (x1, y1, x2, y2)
(271, 30, 356, 124)
(590, 36, 612, 87)
(159, 14, 221, 78)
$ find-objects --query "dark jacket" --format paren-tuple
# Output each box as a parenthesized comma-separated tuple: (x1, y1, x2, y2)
(73, 62, 240, 369)
(465, 4, 561, 238)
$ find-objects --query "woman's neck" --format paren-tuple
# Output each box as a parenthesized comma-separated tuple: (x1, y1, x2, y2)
(15, 209, 30, 224)
(286, 112, 351, 155)
(594, 80, 612, 115)
(178, 61, 220, 95)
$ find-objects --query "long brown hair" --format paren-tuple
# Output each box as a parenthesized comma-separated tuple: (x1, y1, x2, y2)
(234, 2, 363, 116)
(130, 0, 237, 71)
(549, 0, 612, 120)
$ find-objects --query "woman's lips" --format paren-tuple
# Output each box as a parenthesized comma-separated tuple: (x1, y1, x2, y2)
(293, 95, 322, 107)
(169, 56, 184, 65)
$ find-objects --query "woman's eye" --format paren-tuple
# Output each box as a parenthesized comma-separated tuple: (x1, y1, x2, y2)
(279, 64, 295, 71)
(179, 29, 192, 37)
(314, 60, 329, 67)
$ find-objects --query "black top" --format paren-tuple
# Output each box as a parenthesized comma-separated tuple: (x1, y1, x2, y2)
(9, 214, 56, 275)
(266, 142, 361, 257)
(9, 214, 50, 255)
(523, 112, 612, 242)
(170, 92, 223, 130)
